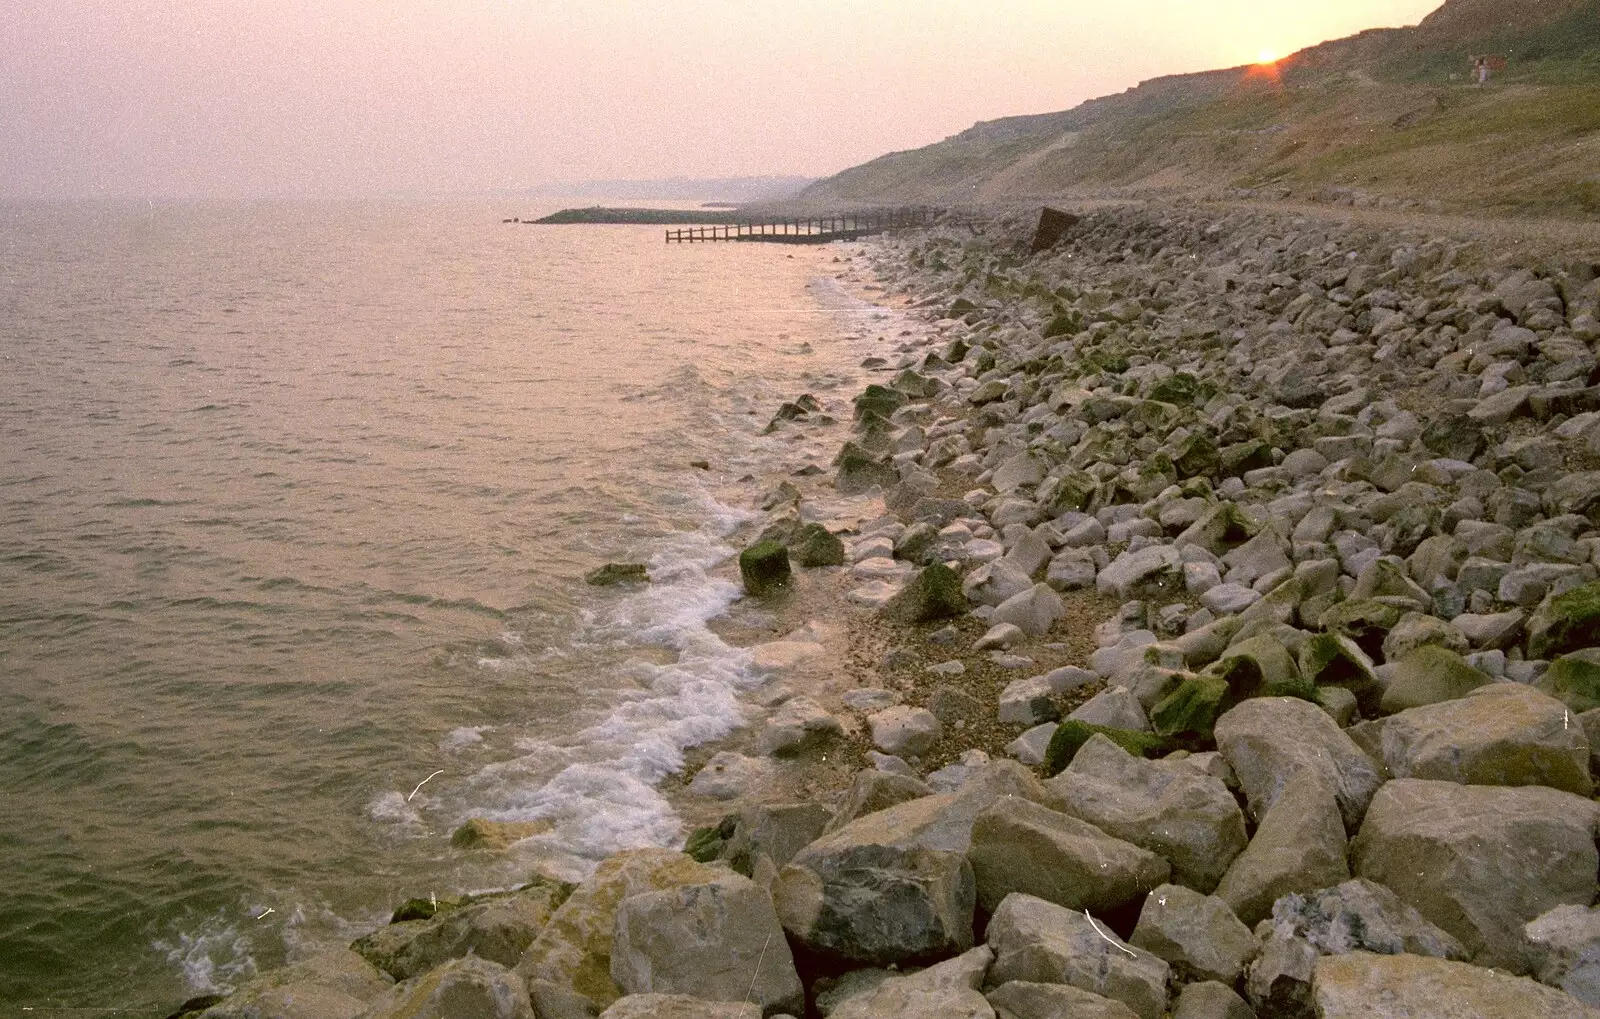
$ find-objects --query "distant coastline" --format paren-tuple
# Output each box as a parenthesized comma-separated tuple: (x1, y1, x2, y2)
(521, 207, 744, 225)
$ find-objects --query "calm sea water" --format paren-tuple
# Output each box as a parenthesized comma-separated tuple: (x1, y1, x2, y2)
(0, 199, 886, 1014)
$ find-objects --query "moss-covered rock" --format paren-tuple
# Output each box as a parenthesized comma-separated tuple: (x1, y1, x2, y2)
(853, 384, 908, 421)
(1150, 675, 1232, 742)
(1535, 648, 1600, 713)
(1038, 470, 1097, 515)
(1217, 440, 1274, 478)
(1298, 632, 1382, 716)
(1172, 432, 1221, 479)
(1043, 720, 1166, 776)
(1318, 598, 1405, 661)
(1147, 372, 1199, 405)
(879, 563, 968, 624)
(791, 522, 846, 567)
(1048, 306, 1089, 336)
(1379, 645, 1493, 715)
(355, 879, 574, 983)
(1209, 635, 1313, 701)
(1527, 581, 1600, 661)
(891, 368, 940, 398)
(585, 563, 650, 586)
(450, 818, 553, 851)
(739, 540, 791, 597)
(683, 814, 739, 863)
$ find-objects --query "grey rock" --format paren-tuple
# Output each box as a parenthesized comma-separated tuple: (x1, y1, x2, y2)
(1269, 877, 1466, 960)
(1243, 929, 1317, 1019)
(1068, 686, 1150, 732)
(1097, 545, 1182, 600)
(1005, 722, 1058, 766)
(828, 946, 996, 1019)
(1380, 683, 1592, 796)
(869, 706, 943, 757)
(998, 676, 1060, 725)
(969, 798, 1170, 915)
(1171, 981, 1256, 1019)
(360, 957, 532, 1019)
(757, 696, 843, 756)
(611, 875, 802, 1016)
(986, 894, 1171, 1019)
(597, 994, 755, 1019)
(992, 583, 1065, 637)
(1129, 883, 1256, 984)
(986, 981, 1140, 1019)
(1047, 735, 1248, 893)
(1351, 778, 1600, 972)
(1214, 770, 1351, 928)
(198, 949, 392, 1019)
(1312, 951, 1600, 1019)
(1525, 904, 1600, 1008)
(1214, 697, 1383, 830)
(965, 559, 1035, 607)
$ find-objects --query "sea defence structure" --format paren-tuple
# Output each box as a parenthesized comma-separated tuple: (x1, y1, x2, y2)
(663, 206, 951, 244)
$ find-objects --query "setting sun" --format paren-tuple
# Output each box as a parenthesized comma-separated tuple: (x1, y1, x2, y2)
(1257, 49, 1280, 64)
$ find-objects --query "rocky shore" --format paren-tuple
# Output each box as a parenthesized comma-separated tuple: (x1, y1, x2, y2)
(178, 204, 1600, 1019)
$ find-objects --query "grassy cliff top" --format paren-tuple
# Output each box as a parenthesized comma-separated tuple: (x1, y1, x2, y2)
(798, 0, 1600, 219)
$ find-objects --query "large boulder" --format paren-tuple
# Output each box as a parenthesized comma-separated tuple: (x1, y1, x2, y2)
(1214, 770, 1351, 928)
(1526, 904, 1600, 1008)
(985, 894, 1172, 1019)
(353, 879, 571, 981)
(720, 802, 833, 879)
(1538, 648, 1600, 713)
(610, 874, 802, 1016)
(514, 849, 726, 1005)
(1269, 878, 1465, 960)
(1351, 779, 1600, 973)
(1046, 735, 1247, 893)
(1170, 981, 1254, 1019)
(1528, 581, 1600, 660)
(830, 946, 995, 1019)
(1215, 697, 1383, 831)
(771, 763, 1053, 966)
(597, 994, 758, 1019)
(1378, 645, 1492, 714)
(986, 981, 1140, 1019)
(1312, 951, 1600, 1019)
(1380, 683, 1592, 795)
(359, 957, 532, 1019)
(968, 798, 1169, 915)
(825, 770, 933, 832)
(197, 949, 392, 1019)
(1129, 884, 1256, 984)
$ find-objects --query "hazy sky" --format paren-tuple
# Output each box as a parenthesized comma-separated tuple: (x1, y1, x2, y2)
(2, 1, 1444, 200)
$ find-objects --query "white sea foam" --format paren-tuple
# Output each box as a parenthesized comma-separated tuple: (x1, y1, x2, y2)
(154, 911, 259, 994)
(449, 488, 769, 869)
(441, 725, 490, 751)
(367, 790, 425, 828)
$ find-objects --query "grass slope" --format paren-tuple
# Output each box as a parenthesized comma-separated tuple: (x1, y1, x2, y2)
(800, 0, 1600, 218)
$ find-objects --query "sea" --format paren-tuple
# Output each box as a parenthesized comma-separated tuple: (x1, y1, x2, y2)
(0, 197, 898, 1014)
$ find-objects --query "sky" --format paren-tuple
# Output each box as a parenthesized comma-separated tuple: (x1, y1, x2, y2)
(1, 1, 1446, 200)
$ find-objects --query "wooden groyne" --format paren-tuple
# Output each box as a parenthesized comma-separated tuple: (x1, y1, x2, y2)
(666, 207, 958, 244)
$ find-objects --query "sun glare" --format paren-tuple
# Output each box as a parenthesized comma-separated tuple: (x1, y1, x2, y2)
(1257, 49, 1279, 65)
